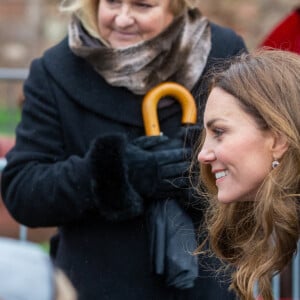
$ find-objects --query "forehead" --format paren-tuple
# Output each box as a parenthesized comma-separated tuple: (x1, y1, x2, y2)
(205, 87, 240, 116)
(204, 87, 255, 127)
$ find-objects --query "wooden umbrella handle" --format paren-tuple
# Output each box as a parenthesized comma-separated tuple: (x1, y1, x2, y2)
(142, 82, 197, 136)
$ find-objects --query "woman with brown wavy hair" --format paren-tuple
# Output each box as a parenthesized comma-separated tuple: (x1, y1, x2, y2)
(197, 49, 300, 300)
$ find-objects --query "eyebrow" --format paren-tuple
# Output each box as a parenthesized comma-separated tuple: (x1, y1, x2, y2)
(205, 118, 225, 129)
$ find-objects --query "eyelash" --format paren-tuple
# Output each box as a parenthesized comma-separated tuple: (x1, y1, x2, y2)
(106, 0, 119, 3)
(212, 128, 224, 138)
(105, 0, 152, 8)
(136, 3, 152, 8)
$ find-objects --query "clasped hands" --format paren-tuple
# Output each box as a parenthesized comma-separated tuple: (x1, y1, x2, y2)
(90, 126, 200, 221)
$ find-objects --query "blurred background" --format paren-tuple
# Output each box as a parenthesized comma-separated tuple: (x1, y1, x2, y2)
(0, 0, 299, 69)
(0, 0, 299, 132)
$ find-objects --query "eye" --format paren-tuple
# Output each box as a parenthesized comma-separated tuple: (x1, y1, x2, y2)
(212, 127, 224, 138)
(134, 1, 153, 8)
(105, 0, 121, 5)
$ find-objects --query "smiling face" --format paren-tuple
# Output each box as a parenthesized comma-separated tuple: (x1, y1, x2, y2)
(198, 87, 276, 204)
(97, 0, 174, 48)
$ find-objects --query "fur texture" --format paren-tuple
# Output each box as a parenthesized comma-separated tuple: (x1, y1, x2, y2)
(90, 134, 145, 221)
(69, 8, 211, 95)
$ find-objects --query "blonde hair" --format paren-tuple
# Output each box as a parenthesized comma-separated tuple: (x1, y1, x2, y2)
(195, 49, 300, 300)
(60, 0, 200, 37)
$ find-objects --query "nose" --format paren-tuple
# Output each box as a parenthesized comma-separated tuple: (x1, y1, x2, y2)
(197, 145, 216, 164)
(115, 5, 135, 27)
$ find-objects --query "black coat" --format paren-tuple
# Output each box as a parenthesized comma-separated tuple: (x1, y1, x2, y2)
(1, 23, 246, 300)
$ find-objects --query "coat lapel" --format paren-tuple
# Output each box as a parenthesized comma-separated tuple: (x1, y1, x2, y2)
(43, 38, 182, 128)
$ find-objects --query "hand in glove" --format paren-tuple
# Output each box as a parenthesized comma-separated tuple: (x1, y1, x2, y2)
(127, 133, 191, 200)
(89, 127, 200, 221)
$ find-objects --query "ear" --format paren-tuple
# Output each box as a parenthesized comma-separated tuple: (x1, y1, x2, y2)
(270, 131, 289, 160)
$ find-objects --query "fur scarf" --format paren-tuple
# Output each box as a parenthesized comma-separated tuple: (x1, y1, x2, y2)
(68, 9, 211, 95)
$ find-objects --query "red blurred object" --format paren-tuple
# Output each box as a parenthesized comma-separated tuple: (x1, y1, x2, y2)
(260, 8, 300, 54)
(0, 136, 14, 157)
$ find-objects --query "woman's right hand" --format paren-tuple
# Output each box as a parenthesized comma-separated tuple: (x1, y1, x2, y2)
(89, 131, 194, 221)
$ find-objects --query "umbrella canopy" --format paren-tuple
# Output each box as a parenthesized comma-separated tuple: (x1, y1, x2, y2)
(260, 8, 300, 54)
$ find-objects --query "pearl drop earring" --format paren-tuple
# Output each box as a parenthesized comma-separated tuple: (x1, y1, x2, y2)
(272, 160, 280, 169)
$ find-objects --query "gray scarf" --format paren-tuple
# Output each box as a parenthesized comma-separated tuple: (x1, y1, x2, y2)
(69, 9, 211, 95)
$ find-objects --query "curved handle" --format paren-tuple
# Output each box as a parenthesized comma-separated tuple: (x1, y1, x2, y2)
(142, 82, 197, 136)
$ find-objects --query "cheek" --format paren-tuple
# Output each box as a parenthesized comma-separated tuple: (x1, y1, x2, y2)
(141, 16, 159, 32)
(248, 154, 272, 180)
(235, 141, 272, 187)
(97, 6, 111, 30)
(217, 139, 270, 178)
(158, 12, 174, 31)
(214, 141, 236, 163)
(144, 12, 173, 34)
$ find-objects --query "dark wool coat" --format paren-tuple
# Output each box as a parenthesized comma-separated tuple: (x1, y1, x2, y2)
(1, 23, 246, 300)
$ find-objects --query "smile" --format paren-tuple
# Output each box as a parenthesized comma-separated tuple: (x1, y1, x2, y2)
(114, 31, 137, 37)
(215, 170, 228, 180)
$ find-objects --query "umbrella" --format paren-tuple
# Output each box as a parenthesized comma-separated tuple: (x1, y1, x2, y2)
(142, 82, 199, 289)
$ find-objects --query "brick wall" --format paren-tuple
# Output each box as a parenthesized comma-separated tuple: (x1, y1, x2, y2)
(0, 0, 66, 68)
(0, 0, 299, 67)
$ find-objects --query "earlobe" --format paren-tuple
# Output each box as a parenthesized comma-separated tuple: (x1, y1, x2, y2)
(271, 132, 289, 160)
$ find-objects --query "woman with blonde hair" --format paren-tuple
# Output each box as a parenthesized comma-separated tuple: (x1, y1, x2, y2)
(197, 49, 300, 300)
(2, 0, 246, 299)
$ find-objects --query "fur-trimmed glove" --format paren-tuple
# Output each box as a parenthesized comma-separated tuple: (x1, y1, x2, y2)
(89, 130, 196, 222)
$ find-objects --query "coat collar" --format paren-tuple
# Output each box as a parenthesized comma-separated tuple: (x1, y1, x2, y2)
(43, 38, 182, 128)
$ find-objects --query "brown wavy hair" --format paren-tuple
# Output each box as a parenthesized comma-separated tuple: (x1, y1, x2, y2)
(59, 0, 199, 38)
(194, 49, 300, 300)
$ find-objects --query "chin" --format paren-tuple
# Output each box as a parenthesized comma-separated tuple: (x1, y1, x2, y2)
(110, 38, 141, 49)
(217, 193, 243, 204)
(217, 198, 236, 204)
(217, 194, 254, 203)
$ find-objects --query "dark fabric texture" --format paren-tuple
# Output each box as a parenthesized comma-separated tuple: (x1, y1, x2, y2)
(1, 22, 246, 300)
(148, 199, 198, 289)
(90, 134, 145, 222)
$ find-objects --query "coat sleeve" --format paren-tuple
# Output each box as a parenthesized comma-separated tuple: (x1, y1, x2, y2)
(1, 58, 103, 227)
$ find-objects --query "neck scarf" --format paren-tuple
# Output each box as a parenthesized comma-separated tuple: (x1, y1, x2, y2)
(68, 9, 211, 95)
